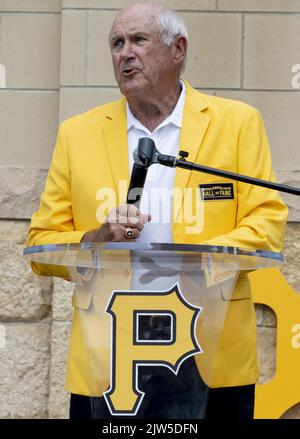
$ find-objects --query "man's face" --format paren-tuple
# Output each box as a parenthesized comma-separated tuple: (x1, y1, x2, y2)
(110, 8, 177, 99)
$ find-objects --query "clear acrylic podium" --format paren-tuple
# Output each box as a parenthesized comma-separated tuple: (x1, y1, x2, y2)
(24, 242, 283, 419)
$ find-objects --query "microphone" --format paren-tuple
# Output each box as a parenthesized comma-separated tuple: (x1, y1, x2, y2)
(126, 137, 156, 208)
(129, 140, 300, 197)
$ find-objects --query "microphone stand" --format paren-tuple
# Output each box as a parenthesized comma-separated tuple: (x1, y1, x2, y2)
(132, 137, 300, 196)
(156, 150, 300, 197)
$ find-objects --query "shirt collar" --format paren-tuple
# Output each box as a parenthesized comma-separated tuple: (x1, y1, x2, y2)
(126, 80, 186, 133)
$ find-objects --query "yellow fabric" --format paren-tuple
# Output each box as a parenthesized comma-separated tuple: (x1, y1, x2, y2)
(26, 81, 288, 393)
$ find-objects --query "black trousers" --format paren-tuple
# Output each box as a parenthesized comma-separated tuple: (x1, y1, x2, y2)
(69, 358, 255, 420)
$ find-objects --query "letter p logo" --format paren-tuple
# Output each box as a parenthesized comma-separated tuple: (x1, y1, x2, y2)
(103, 284, 201, 415)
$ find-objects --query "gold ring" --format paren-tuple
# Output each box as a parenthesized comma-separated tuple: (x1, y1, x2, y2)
(125, 226, 133, 238)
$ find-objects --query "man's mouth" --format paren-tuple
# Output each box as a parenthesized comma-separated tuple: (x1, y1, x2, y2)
(122, 68, 139, 77)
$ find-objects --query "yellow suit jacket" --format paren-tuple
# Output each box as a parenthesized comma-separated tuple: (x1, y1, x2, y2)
(27, 81, 287, 393)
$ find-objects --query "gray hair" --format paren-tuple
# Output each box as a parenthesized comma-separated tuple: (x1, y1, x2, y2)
(157, 8, 188, 71)
(158, 9, 188, 46)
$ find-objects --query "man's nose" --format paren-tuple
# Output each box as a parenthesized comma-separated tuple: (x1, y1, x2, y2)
(119, 41, 135, 60)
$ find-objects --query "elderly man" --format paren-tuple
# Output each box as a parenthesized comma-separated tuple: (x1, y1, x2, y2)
(27, 3, 287, 419)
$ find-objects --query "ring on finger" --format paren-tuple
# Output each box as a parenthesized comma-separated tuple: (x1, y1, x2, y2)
(124, 226, 133, 238)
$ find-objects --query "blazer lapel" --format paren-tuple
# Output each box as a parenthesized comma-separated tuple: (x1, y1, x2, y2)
(102, 98, 130, 205)
(174, 82, 211, 222)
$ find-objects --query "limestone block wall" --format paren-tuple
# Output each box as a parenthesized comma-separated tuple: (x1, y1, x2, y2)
(0, 0, 299, 418)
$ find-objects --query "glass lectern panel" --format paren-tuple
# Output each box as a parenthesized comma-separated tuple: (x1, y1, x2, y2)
(24, 243, 282, 419)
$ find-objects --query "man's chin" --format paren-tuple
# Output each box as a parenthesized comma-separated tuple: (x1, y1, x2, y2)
(119, 82, 146, 98)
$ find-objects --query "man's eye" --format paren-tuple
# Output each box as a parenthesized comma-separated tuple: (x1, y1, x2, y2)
(113, 39, 123, 49)
(134, 36, 146, 43)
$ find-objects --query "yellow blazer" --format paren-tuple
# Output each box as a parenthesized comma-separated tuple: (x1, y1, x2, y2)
(27, 81, 287, 393)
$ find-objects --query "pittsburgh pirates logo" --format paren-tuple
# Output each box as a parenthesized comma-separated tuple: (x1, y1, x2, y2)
(103, 283, 202, 415)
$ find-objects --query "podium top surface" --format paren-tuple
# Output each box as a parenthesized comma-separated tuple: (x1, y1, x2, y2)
(24, 242, 283, 271)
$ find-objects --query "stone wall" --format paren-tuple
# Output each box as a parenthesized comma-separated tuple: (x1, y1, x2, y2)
(0, 0, 299, 418)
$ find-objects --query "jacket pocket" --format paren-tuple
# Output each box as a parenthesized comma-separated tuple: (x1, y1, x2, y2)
(221, 271, 252, 301)
(69, 267, 95, 310)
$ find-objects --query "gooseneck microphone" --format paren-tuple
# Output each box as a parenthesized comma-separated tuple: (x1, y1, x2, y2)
(126, 137, 157, 208)
(130, 138, 300, 197)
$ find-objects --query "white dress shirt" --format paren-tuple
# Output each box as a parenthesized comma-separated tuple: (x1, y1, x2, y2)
(127, 81, 186, 244)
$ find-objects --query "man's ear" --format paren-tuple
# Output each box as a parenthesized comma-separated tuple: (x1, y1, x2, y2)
(173, 35, 188, 65)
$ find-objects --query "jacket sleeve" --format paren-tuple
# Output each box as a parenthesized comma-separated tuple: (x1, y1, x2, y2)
(205, 107, 288, 253)
(26, 122, 86, 276)
(27, 122, 86, 247)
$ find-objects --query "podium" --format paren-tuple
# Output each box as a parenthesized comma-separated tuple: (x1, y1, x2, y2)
(24, 242, 282, 419)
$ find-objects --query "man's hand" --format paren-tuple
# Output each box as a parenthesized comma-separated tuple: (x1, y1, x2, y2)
(81, 204, 151, 242)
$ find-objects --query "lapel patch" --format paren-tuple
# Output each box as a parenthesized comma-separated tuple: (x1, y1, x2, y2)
(199, 183, 234, 200)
